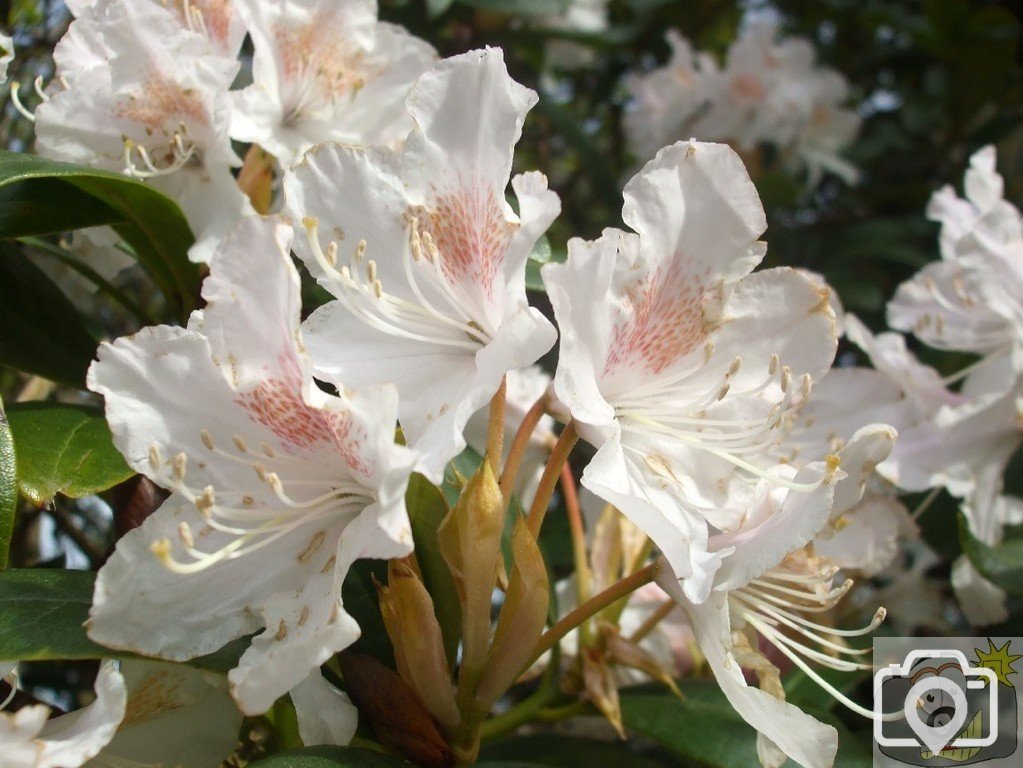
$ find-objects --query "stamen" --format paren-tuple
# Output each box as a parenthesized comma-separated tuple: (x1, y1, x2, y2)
(9, 82, 36, 122)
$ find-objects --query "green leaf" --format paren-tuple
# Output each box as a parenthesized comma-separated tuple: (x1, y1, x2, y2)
(0, 395, 15, 570)
(621, 681, 872, 768)
(342, 559, 394, 667)
(407, 473, 461, 667)
(0, 150, 200, 315)
(6, 403, 134, 505)
(427, 0, 456, 16)
(455, 0, 569, 16)
(247, 747, 410, 768)
(0, 246, 98, 387)
(959, 511, 1023, 595)
(0, 568, 245, 672)
(480, 733, 665, 768)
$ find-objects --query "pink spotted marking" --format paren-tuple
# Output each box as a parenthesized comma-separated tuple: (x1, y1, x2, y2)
(236, 353, 371, 477)
(731, 72, 767, 103)
(171, 0, 235, 50)
(117, 72, 208, 131)
(604, 255, 712, 377)
(425, 182, 516, 299)
(275, 20, 368, 105)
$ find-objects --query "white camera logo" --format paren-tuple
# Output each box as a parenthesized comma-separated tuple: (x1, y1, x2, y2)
(874, 649, 998, 756)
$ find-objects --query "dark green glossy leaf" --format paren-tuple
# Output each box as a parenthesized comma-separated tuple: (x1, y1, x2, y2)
(342, 559, 394, 667)
(407, 472, 460, 666)
(480, 733, 665, 768)
(0, 568, 245, 672)
(247, 747, 410, 768)
(6, 403, 133, 505)
(0, 395, 15, 569)
(455, 0, 569, 16)
(959, 511, 1023, 595)
(0, 246, 97, 387)
(0, 150, 199, 315)
(621, 681, 872, 768)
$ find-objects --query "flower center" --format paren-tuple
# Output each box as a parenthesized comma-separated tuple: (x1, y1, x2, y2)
(301, 216, 493, 353)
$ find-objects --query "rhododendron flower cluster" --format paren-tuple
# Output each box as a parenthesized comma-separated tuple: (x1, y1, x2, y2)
(3, 4, 1022, 768)
(624, 21, 861, 184)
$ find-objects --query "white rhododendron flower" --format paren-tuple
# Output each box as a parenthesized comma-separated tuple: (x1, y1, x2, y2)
(889, 145, 1023, 361)
(543, 139, 837, 602)
(622, 30, 716, 163)
(231, 0, 436, 165)
(624, 23, 860, 183)
(0, 32, 13, 86)
(34, 0, 250, 263)
(1, 661, 126, 768)
(64, 0, 245, 58)
(87, 216, 418, 717)
(284, 48, 559, 479)
(656, 425, 894, 768)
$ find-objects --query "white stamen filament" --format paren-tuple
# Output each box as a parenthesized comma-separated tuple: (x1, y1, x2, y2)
(10, 82, 36, 122)
(147, 439, 372, 574)
(301, 217, 488, 351)
(730, 564, 897, 721)
(122, 133, 196, 179)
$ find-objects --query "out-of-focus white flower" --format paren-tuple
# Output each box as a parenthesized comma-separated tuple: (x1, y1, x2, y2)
(543, 139, 837, 603)
(230, 0, 436, 166)
(0, 33, 13, 86)
(34, 0, 251, 263)
(284, 49, 559, 480)
(624, 22, 860, 184)
(537, 0, 611, 71)
(1, 661, 126, 768)
(622, 31, 717, 162)
(889, 146, 1023, 361)
(86, 216, 417, 718)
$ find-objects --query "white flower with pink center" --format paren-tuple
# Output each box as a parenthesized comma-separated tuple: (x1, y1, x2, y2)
(283, 48, 559, 480)
(543, 140, 838, 603)
(86, 216, 417, 720)
(230, 0, 436, 165)
(34, 0, 250, 263)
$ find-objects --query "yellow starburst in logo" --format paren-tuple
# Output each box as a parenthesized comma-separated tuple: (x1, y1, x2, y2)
(973, 638, 1022, 688)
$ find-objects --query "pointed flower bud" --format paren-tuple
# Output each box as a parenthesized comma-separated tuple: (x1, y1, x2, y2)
(378, 559, 460, 730)
(437, 460, 505, 683)
(476, 516, 550, 708)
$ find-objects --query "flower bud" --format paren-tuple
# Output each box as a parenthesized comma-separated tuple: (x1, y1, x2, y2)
(475, 516, 550, 708)
(581, 647, 625, 738)
(378, 559, 460, 730)
(437, 460, 505, 681)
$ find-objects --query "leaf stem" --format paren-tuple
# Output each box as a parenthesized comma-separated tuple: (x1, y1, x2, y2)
(527, 562, 659, 671)
(526, 420, 579, 537)
(498, 392, 549, 503)
(561, 462, 592, 646)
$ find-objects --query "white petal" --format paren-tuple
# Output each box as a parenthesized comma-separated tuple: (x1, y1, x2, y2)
(290, 672, 358, 747)
(658, 583, 838, 768)
(951, 556, 1008, 626)
(36, 661, 126, 768)
(89, 661, 242, 768)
